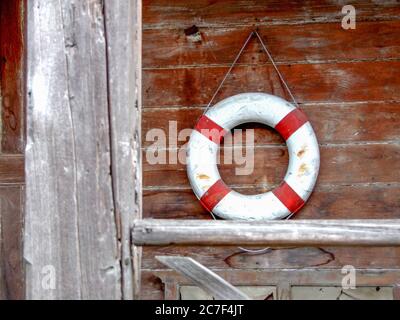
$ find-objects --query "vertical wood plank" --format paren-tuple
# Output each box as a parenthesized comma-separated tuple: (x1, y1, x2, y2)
(104, 0, 142, 300)
(164, 280, 180, 300)
(276, 281, 292, 300)
(0, 0, 25, 153)
(25, 0, 122, 299)
(0, 186, 24, 299)
(393, 283, 400, 300)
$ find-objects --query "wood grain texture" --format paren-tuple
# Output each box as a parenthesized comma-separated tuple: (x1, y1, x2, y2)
(143, 61, 400, 108)
(143, 0, 400, 28)
(0, 0, 25, 153)
(0, 186, 24, 299)
(25, 0, 120, 299)
(133, 219, 400, 246)
(143, 21, 400, 68)
(276, 281, 291, 300)
(224, 247, 334, 269)
(155, 268, 400, 286)
(104, 0, 142, 300)
(393, 283, 400, 300)
(143, 246, 400, 271)
(143, 144, 400, 188)
(141, 271, 164, 300)
(290, 286, 357, 300)
(0, 155, 24, 184)
(143, 102, 400, 147)
(143, 184, 400, 220)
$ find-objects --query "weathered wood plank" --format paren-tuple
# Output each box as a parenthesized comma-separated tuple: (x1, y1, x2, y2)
(140, 271, 164, 300)
(293, 286, 393, 300)
(393, 283, 400, 300)
(143, 21, 400, 68)
(143, 184, 400, 220)
(144, 61, 400, 108)
(276, 281, 291, 300)
(164, 281, 180, 300)
(143, 0, 400, 28)
(143, 246, 400, 270)
(156, 256, 250, 300)
(104, 0, 142, 300)
(143, 144, 400, 188)
(0, 155, 24, 184)
(143, 102, 400, 147)
(143, 61, 400, 108)
(25, 0, 120, 299)
(0, 0, 25, 153)
(0, 186, 24, 299)
(180, 286, 215, 300)
(152, 268, 400, 287)
(133, 219, 400, 246)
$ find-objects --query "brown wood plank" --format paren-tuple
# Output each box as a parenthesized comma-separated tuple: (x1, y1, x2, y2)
(143, 21, 400, 68)
(143, 246, 400, 270)
(0, 186, 24, 300)
(394, 283, 400, 300)
(143, 184, 400, 220)
(153, 268, 400, 287)
(143, 61, 400, 108)
(0, 0, 25, 153)
(0, 155, 24, 184)
(143, 143, 400, 187)
(143, 0, 400, 28)
(142, 102, 400, 147)
(140, 271, 165, 300)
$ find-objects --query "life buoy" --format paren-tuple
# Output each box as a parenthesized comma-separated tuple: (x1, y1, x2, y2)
(186, 93, 320, 221)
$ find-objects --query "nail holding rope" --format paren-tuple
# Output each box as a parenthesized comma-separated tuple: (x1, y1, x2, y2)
(187, 30, 320, 253)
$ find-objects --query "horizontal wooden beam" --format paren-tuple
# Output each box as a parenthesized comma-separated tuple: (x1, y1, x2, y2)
(132, 219, 400, 247)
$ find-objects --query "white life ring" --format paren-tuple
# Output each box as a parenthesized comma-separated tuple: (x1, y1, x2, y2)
(186, 93, 320, 221)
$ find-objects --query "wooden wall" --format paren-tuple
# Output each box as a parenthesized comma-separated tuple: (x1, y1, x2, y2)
(141, 0, 400, 299)
(0, 0, 25, 300)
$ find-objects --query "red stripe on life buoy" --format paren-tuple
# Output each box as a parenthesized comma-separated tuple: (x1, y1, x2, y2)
(272, 181, 305, 213)
(195, 115, 227, 144)
(200, 179, 231, 212)
(275, 108, 308, 140)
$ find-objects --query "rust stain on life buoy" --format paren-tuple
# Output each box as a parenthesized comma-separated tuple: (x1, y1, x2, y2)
(298, 163, 309, 176)
(297, 145, 307, 158)
(197, 173, 210, 180)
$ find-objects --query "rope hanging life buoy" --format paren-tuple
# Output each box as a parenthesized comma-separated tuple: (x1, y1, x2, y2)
(187, 31, 319, 223)
(186, 92, 320, 221)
